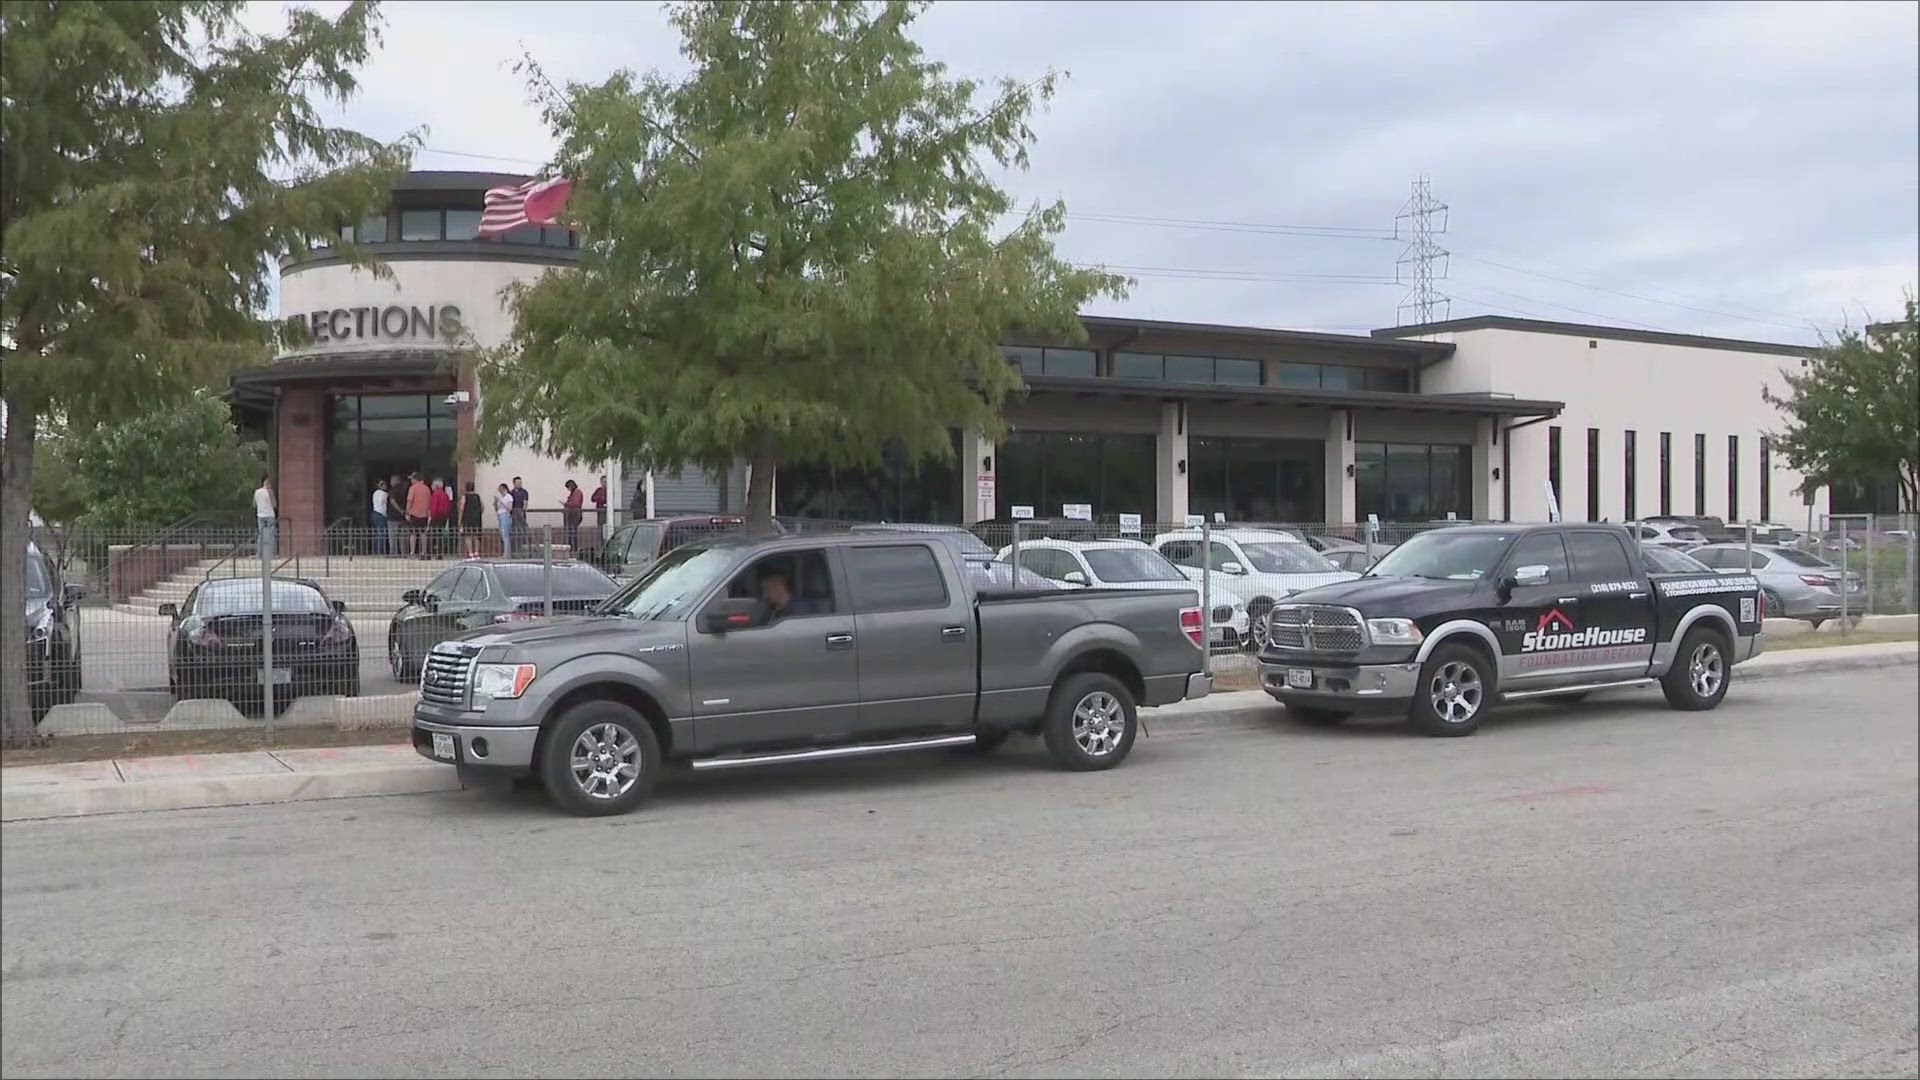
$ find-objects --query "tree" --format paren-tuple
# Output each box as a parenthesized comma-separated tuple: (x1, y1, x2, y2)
(1764, 295, 1919, 513)
(1, 0, 411, 745)
(66, 390, 263, 534)
(476, 0, 1125, 531)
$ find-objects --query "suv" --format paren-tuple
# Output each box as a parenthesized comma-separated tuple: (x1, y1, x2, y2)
(24, 542, 83, 723)
(1149, 528, 1360, 650)
(997, 538, 1251, 649)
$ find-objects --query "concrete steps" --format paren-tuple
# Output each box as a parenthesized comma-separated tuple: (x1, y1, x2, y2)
(116, 557, 478, 616)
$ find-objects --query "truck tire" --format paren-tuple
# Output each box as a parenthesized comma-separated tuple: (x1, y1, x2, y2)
(1661, 625, 1730, 711)
(540, 699, 661, 817)
(1408, 643, 1492, 737)
(1286, 705, 1350, 726)
(1041, 673, 1137, 771)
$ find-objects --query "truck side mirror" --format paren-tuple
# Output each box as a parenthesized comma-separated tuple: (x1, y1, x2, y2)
(333, 599, 348, 614)
(1220, 561, 1247, 575)
(62, 583, 85, 606)
(402, 589, 426, 607)
(158, 602, 178, 618)
(699, 597, 766, 634)
(1508, 564, 1550, 588)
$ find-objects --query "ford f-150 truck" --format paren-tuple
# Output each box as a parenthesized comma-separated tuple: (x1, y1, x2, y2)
(412, 531, 1214, 814)
(1257, 523, 1763, 736)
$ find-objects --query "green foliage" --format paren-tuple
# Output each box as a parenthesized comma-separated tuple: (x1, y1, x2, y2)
(27, 420, 85, 527)
(476, 0, 1126, 525)
(64, 391, 263, 534)
(1764, 295, 1919, 512)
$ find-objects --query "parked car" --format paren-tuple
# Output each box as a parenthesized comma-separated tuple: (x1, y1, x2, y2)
(24, 541, 83, 724)
(1317, 544, 1378, 574)
(966, 560, 1065, 592)
(590, 515, 770, 580)
(848, 523, 997, 561)
(1689, 543, 1863, 627)
(387, 560, 619, 680)
(996, 538, 1252, 649)
(1257, 523, 1764, 736)
(1645, 515, 1741, 543)
(411, 532, 1214, 815)
(1149, 528, 1361, 649)
(1629, 521, 1708, 549)
(969, 516, 1104, 545)
(1639, 543, 1713, 574)
(162, 577, 358, 705)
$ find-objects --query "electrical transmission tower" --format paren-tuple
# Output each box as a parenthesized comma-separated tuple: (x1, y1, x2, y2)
(1394, 175, 1450, 325)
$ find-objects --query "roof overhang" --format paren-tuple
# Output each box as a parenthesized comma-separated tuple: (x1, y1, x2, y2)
(1019, 374, 1562, 419)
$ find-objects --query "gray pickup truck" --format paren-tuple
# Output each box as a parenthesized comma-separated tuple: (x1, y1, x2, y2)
(412, 531, 1214, 815)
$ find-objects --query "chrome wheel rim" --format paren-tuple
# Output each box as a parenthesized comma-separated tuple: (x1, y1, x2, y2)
(1428, 660, 1483, 724)
(570, 722, 642, 799)
(1072, 691, 1126, 756)
(1688, 641, 1724, 698)
(1250, 611, 1271, 650)
(389, 636, 406, 679)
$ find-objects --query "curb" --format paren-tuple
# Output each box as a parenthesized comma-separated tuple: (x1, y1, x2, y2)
(1, 763, 459, 822)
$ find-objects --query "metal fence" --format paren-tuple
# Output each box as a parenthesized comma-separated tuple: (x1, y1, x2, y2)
(19, 512, 1913, 740)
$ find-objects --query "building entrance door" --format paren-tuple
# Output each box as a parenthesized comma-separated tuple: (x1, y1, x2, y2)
(325, 394, 457, 529)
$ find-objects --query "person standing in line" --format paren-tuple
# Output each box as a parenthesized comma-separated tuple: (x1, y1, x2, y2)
(387, 474, 405, 553)
(254, 473, 277, 560)
(460, 480, 485, 558)
(562, 479, 585, 555)
(369, 478, 390, 555)
(510, 475, 529, 548)
(591, 475, 608, 532)
(429, 478, 453, 558)
(494, 483, 516, 558)
(405, 472, 432, 559)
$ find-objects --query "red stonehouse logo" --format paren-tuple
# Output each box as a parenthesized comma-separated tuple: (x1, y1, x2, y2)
(1537, 607, 1575, 633)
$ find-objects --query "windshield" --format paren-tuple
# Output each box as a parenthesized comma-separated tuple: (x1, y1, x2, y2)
(1671, 528, 1706, 541)
(1368, 531, 1513, 581)
(597, 545, 737, 620)
(494, 564, 616, 598)
(1773, 548, 1833, 568)
(197, 581, 333, 615)
(972, 562, 1060, 591)
(1642, 545, 1710, 573)
(1084, 548, 1187, 583)
(1239, 541, 1337, 574)
(24, 554, 51, 598)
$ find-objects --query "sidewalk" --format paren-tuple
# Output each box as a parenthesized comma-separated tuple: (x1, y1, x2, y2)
(4, 639, 1913, 822)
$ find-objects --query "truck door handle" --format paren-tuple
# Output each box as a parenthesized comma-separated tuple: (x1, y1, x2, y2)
(1629, 591, 1648, 599)
(824, 633, 854, 651)
(941, 625, 968, 638)
(1556, 597, 1579, 604)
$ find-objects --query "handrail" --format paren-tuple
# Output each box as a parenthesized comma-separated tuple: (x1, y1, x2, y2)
(321, 516, 354, 575)
(114, 511, 250, 601)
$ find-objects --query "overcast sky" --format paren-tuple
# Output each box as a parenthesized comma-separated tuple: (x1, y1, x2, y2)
(250, 0, 1917, 345)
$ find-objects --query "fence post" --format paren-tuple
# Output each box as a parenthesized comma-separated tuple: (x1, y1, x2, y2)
(542, 526, 555, 617)
(1838, 518, 1850, 632)
(1009, 519, 1023, 584)
(1200, 519, 1213, 677)
(1743, 520, 1753, 580)
(260, 529, 276, 728)
(1907, 511, 1917, 615)
(1864, 521, 1876, 615)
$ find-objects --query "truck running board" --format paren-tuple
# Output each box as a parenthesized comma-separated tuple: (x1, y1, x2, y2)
(689, 734, 978, 771)
(1500, 677, 1656, 702)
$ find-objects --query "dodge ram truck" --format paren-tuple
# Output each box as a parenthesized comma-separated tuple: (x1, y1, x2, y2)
(1256, 523, 1764, 736)
(412, 531, 1214, 814)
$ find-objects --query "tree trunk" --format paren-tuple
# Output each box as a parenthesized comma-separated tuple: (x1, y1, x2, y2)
(1, 390, 45, 747)
(744, 434, 777, 534)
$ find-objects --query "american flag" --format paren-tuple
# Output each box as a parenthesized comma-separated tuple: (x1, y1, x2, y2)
(478, 176, 574, 239)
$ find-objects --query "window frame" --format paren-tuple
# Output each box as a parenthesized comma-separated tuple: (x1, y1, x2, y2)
(1504, 531, 1573, 585)
(843, 543, 952, 613)
(1564, 530, 1637, 584)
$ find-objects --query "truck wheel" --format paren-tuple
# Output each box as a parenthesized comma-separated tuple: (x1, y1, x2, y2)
(1408, 643, 1491, 737)
(1661, 626, 1729, 711)
(1286, 705, 1350, 726)
(388, 633, 417, 681)
(540, 700, 661, 817)
(1041, 673, 1137, 771)
(1247, 601, 1273, 651)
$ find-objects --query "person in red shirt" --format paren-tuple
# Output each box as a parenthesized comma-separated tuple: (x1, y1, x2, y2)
(405, 473, 432, 558)
(562, 479, 585, 554)
(591, 475, 608, 532)
(429, 478, 454, 558)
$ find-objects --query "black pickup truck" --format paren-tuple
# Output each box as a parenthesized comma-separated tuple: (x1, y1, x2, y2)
(1256, 523, 1764, 735)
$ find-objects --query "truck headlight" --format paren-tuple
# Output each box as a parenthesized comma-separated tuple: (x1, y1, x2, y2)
(472, 663, 537, 700)
(1365, 618, 1424, 645)
(27, 621, 52, 643)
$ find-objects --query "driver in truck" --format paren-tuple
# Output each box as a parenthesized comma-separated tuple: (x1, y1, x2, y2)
(757, 567, 823, 620)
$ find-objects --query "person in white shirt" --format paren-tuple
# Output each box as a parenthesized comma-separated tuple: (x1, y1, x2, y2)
(254, 474, 277, 560)
(370, 479, 391, 555)
(493, 482, 516, 557)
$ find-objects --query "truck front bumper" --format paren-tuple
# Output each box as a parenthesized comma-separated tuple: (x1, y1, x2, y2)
(411, 717, 541, 772)
(1257, 659, 1420, 714)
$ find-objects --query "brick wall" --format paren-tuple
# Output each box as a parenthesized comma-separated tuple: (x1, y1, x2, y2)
(276, 388, 326, 556)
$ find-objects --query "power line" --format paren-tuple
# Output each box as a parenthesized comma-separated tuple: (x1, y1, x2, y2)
(1446, 282, 1680, 332)
(1087, 262, 1398, 284)
(1454, 252, 1825, 333)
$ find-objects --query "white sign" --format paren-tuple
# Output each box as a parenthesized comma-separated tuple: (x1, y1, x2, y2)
(1183, 514, 1203, 527)
(1212, 512, 1226, 523)
(1010, 505, 1035, 520)
(1367, 513, 1381, 527)
(1118, 513, 1142, 534)
(1063, 503, 1093, 521)
(1446, 511, 1458, 521)
(1544, 480, 1562, 522)
(975, 474, 995, 520)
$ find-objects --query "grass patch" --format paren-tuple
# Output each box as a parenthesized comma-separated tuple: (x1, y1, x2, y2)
(2, 723, 407, 769)
(1764, 630, 1917, 651)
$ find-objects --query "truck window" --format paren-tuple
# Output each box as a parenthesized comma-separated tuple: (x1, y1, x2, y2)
(1566, 531, 1636, 582)
(845, 544, 950, 612)
(721, 550, 837, 617)
(1505, 532, 1572, 583)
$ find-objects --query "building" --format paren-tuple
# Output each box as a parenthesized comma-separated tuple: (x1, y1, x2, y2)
(237, 170, 1829, 547)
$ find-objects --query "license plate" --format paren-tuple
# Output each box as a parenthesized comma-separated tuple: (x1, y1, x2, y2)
(265, 668, 291, 685)
(431, 733, 456, 760)
(1286, 667, 1314, 689)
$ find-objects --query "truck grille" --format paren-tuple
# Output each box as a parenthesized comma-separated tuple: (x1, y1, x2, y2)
(421, 644, 477, 709)
(1269, 606, 1364, 653)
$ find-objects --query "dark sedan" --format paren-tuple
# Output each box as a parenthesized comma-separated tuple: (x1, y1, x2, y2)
(26, 542, 84, 723)
(387, 560, 618, 681)
(162, 577, 359, 706)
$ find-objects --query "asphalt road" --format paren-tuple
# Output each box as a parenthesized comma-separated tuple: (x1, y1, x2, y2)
(4, 670, 1916, 1078)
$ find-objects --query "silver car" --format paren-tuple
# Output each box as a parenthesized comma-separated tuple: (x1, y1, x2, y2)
(1690, 543, 1864, 626)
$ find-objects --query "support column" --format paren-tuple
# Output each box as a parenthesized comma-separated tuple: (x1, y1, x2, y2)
(960, 429, 996, 524)
(1473, 417, 1496, 522)
(1156, 402, 1189, 525)
(1325, 408, 1356, 526)
(455, 355, 477, 517)
(275, 386, 326, 556)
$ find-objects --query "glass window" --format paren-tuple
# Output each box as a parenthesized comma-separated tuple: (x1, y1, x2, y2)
(1238, 541, 1335, 573)
(1042, 348, 1095, 377)
(1271, 362, 1319, 388)
(1214, 358, 1262, 385)
(1386, 444, 1432, 519)
(1659, 432, 1672, 516)
(845, 544, 949, 611)
(1586, 428, 1602, 521)
(1548, 426, 1562, 513)
(1364, 367, 1412, 392)
(1642, 544, 1709, 573)
(1505, 532, 1571, 583)
(196, 581, 333, 615)
(447, 568, 481, 602)
(492, 564, 617, 598)
(1623, 431, 1637, 520)
(1164, 354, 1214, 382)
(1318, 366, 1363, 391)
(1112, 352, 1162, 380)
(1371, 530, 1514, 581)
(24, 553, 51, 598)
(1774, 548, 1832, 569)
(1566, 530, 1634, 582)
(604, 546, 736, 621)
(543, 226, 575, 247)
(717, 550, 838, 618)
(444, 209, 482, 241)
(502, 224, 542, 245)
(1159, 540, 1204, 567)
(347, 214, 387, 243)
(1356, 442, 1471, 523)
(1002, 346, 1043, 375)
(1694, 433, 1707, 515)
(1727, 435, 1739, 521)
(399, 209, 442, 241)
(1084, 548, 1186, 583)
(1759, 437, 1772, 520)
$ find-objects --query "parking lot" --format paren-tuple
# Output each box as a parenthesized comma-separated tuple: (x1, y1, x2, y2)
(4, 668, 1914, 1078)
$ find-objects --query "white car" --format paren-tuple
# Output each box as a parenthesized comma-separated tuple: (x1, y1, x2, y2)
(1630, 521, 1709, 549)
(995, 538, 1253, 650)
(1149, 528, 1361, 650)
